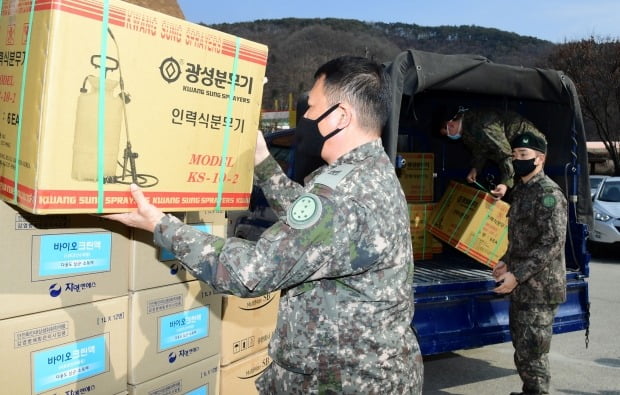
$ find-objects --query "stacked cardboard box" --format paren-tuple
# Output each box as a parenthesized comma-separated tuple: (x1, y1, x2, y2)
(220, 348, 273, 395)
(398, 152, 435, 202)
(408, 203, 443, 260)
(399, 152, 442, 260)
(127, 280, 222, 385)
(217, 291, 279, 394)
(0, 296, 129, 394)
(428, 181, 509, 268)
(0, 0, 267, 214)
(0, 201, 130, 320)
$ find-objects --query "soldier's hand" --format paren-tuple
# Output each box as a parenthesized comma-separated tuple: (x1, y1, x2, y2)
(492, 260, 507, 279)
(493, 271, 518, 294)
(466, 168, 477, 183)
(103, 183, 165, 233)
(490, 183, 508, 199)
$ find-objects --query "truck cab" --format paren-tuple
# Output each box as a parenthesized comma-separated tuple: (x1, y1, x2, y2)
(234, 49, 591, 355)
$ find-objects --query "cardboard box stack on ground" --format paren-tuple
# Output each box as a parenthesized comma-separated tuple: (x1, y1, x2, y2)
(219, 348, 273, 395)
(0, 0, 267, 214)
(427, 181, 510, 268)
(398, 152, 435, 202)
(220, 292, 280, 367)
(0, 200, 130, 319)
(0, 296, 129, 395)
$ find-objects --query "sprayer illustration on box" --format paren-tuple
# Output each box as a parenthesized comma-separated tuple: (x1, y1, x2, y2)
(72, 28, 158, 187)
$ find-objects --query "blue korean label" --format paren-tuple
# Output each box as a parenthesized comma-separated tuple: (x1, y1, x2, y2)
(186, 385, 208, 395)
(38, 233, 112, 276)
(159, 306, 209, 351)
(32, 335, 107, 393)
(159, 223, 213, 261)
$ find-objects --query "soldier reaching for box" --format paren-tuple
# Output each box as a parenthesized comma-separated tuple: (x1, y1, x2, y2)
(105, 56, 423, 394)
(438, 107, 546, 199)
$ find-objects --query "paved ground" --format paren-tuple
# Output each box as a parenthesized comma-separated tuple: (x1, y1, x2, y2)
(422, 245, 620, 395)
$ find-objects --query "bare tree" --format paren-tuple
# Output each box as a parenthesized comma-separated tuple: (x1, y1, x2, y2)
(547, 37, 620, 175)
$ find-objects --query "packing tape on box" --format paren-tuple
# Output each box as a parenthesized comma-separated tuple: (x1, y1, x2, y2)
(14, 0, 36, 206)
(96, 0, 111, 211)
(217, 36, 241, 212)
(464, 198, 509, 266)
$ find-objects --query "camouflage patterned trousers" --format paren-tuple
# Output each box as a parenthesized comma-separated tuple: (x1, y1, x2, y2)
(509, 302, 559, 395)
(255, 349, 424, 394)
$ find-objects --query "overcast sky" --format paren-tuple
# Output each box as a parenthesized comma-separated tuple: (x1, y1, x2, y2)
(177, 0, 620, 44)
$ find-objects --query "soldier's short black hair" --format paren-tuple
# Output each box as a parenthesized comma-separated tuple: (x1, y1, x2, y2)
(314, 56, 391, 133)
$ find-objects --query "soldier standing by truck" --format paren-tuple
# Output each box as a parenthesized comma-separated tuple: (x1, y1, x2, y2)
(493, 132, 567, 395)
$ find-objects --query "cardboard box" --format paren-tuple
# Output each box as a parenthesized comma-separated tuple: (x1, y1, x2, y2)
(0, 296, 128, 395)
(128, 354, 219, 395)
(0, 0, 267, 214)
(0, 200, 130, 319)
(219, 348, 272, 395)
(129, 211, 227, 291)
(398, 152, 434, 202)
(220, 292, 280, 366)
(408, 203, 436, 260)
(428, 181, 509, 268)
(127, 280, 222, 385)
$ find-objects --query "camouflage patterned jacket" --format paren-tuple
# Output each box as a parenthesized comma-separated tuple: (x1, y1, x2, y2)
(462, 109, 543, 188)
(502, 171, 567, 304)
(153, 139, 422, 393)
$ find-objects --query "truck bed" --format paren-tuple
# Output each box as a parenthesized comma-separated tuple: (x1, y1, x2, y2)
(414, 259, 494, 286)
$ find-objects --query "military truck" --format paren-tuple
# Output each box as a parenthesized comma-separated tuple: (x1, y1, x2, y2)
(233, 49, 591, 355)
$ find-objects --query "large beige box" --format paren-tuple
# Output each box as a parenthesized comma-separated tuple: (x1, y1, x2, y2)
(0, 200, 130, 319)
(219, 348, 272, 395)
(0, 296, 128, 395)
(129, 211, 227, 291)
(0, 0, 267, 214)
(220, 291, 280, 366)
(128, 354, 219, 395)
(428, 181, 509, 268)
(128, 280, 222, 385)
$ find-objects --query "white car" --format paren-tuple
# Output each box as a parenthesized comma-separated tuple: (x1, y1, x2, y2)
(590, 176, 620, 245)
(589, 175, 608, 198)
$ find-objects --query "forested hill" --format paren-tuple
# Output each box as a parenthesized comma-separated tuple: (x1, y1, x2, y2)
(205, 18, 556, 109)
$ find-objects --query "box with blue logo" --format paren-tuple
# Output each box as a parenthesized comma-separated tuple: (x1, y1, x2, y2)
(0, 295, 128, 395)
(128, 353, 220, 395)
(0, 0, 267, 214)
(0, 201, 130, 320)
(127, 280, 222, 385)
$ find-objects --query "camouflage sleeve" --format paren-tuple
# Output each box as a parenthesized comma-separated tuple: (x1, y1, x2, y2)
(153, 192, 381, 297)
(510, 187, 567, 283)
(254, 155, 304, 217)
(478, 121, 514, 185)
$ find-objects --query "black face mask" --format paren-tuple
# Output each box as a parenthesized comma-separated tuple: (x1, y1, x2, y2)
(513, 158, 537, 178)
(295, 103, 343, 159)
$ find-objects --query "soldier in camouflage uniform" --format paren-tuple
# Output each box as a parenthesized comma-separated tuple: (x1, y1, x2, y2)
(106, 56, 423, 394)
(493, 132, 567, 395)
(439, 107, 545, 199)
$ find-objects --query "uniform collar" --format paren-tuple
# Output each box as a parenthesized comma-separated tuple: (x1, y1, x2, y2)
(332, 139, 383, 166)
